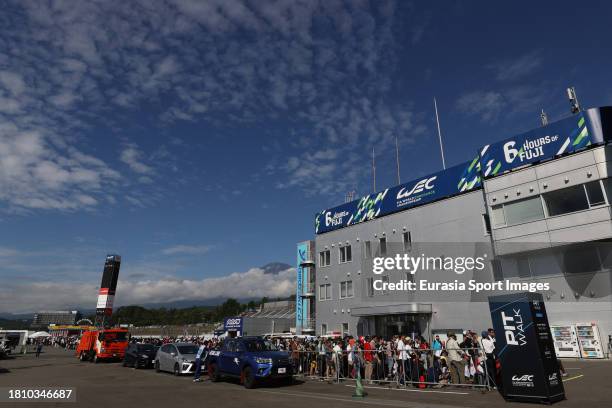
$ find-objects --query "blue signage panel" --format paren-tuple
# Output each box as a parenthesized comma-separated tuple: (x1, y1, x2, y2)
(315, 160, 482, 234)
(488, 293, 565, 403)
(296, 243, 307, 329)
(478, 109, 604, 178)
(223, 317, 243, 332)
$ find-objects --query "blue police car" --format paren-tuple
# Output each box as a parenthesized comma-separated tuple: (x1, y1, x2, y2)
(207, 337, 293, 388)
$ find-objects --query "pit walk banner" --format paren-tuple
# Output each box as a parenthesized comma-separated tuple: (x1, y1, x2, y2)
(488, 293, 565, 404)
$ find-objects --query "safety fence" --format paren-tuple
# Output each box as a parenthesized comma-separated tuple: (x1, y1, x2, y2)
(288, 348, 495, 390)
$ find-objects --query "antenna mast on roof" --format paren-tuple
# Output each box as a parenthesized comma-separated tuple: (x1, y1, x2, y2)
(540, 109, 549, 126)
(372, 147, 377, 192)
(345, 191, 355, 202)
(567, 86, 581, 114)
(395, 135, 401, 184)
(434, 97, 446, 170)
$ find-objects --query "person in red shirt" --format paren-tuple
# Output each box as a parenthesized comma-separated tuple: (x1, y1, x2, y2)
(363, 336, 374, 383)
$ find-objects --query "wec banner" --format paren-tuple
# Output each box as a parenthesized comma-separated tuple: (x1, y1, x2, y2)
(488, 293, 565, 404)
(315, 160, 481, 234)
(315, 107, 610, 235)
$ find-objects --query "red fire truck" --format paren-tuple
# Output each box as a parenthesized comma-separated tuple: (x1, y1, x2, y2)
(76, 328, 129, 363)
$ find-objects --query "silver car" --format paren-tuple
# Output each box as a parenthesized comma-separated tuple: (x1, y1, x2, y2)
(154, 343, 199, 375)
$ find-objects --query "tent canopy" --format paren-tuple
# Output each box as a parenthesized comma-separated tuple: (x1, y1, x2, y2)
(29, 331, 51, 338)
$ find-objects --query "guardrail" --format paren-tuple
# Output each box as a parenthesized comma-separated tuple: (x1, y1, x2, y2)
(288, 348, 494, 389)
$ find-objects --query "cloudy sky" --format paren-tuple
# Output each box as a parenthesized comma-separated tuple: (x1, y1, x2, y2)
(1, 1, 611, 313)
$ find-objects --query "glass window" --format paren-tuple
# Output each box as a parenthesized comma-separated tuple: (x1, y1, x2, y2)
(585, 181, 606, 206)
(177, 345, 199, 354)
(340, 281, 353, 298)
(517, 257, 531, 279)
(381, 275, 389, 294)
(319, 284, 331, 300)
(321, 324, 327, 335)
(482, 214, 492, 234)
(342, 323, 349, 336)
(505, 196, 545, 225)
(405, 272, 414, 283)
(339, 245, 352, 263)
(366, 278, 374, 297)
(544, 184, 589, 216)
(403, 231, 412, 251)
(560, 245, 601, 274)
(379, 237, 387, 256)
(319, 250, 330, 267)
(364, 241, 372, 258)
(491, 205, 506, 227)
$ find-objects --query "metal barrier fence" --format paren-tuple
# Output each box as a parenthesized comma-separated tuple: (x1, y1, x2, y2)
(289, 348, 494, 390)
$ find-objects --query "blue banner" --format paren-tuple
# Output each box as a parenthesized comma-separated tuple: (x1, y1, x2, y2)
(315, 160, 482, 234)
(478, 109, 603, 178)
(315, 107, 610, 235)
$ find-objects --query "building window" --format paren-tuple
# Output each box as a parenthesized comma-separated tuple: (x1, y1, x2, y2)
(364, 241, 372, 259)
(379, 237, 387, 256)
(492, 196, 545, 227)
(341, 323, 349, 336)
(491, 205, 506, 227)
(321, 324, 327, 335)
(380, 275, 389, 294)
(482, 214, 492, 235)
(405, 272, 414, 284)
(339, 245, 352, 263)
(403, 231, 412, 251)
(544, 182, 606, 216)
(319, 284, 332, 300)
(340, 280, 353, 298)
(585, 181, 606, 206)
(319, 250, 331, 267)
(366, 278, 374, 297)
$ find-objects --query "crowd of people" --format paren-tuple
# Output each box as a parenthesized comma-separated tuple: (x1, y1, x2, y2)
(36, 328, 568, 388)
(131, 329, 502, 388)
(270, 330, 500, 388)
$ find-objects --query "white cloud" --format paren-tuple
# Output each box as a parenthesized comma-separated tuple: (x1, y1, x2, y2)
(0, 266, 296, 314)
(0, 127, 121, 211)
(456, 91, 506, 122)
(120, 144, 154, 175)
(0, 0, 426, 210)
(0, 70, 26, 96)
(489, 52, 542, 81)
(161, 245, 213, 256)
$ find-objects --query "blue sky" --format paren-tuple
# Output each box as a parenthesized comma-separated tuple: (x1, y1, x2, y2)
(1, 0, 611, 313)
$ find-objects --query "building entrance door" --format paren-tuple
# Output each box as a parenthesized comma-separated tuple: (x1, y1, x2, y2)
(374, 313, 431, 340)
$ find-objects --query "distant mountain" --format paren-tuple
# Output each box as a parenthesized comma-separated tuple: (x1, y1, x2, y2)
(261, 262, 292, 274)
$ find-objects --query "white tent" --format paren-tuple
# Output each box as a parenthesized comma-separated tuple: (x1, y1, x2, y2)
(29, 331, 51, 339)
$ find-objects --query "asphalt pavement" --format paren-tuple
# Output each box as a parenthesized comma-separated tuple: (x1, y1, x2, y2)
(0, 348, 609, 408)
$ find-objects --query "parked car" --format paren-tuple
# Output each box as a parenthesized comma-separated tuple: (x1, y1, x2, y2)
(154, 342, 199, 375)
(123, 343, 157, 368)
(207, 336, 293, 388)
